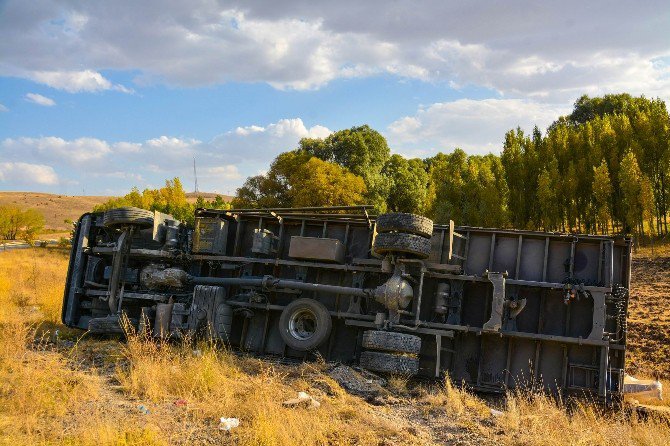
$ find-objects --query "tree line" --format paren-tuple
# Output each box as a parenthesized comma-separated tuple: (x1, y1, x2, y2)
(94, 178, 230, 226)
(232, 94, 670, 237)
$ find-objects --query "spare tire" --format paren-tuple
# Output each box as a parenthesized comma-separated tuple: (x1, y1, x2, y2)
(376, 213, 433, 238)
(103, 207, 154, 229)
(362, 330, 421, 354)
(359, 351, 419, 375)
(279, 298, 332, 351)
(373, 232, 432, 259)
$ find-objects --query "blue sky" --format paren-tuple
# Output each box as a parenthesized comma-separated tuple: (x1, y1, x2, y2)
(1, 1, 669, 195)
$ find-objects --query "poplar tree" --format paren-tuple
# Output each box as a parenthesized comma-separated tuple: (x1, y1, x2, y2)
(592, 159, 613, 233)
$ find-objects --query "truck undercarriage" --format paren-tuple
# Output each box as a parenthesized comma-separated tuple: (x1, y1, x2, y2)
(62, 205, 631, 400)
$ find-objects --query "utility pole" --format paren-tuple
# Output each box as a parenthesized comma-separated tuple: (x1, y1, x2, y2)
(193, 157, 199, 193)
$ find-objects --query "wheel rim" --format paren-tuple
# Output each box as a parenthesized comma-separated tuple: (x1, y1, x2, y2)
(288, 308, 317, 341)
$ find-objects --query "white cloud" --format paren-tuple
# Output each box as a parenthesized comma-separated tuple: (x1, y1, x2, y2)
(2, 136, 111, 165)
(0, 104, 8, 112)
(0, 1, 667, 98)
(0, 118, 331, 194)
(387, 99, 571, 156)
(0, 162, 59, 185)
(201, 165, 242, 180)
(24, 93, 56, 106)
(29, 70, 131, 93)
(211, 118, 332, 163)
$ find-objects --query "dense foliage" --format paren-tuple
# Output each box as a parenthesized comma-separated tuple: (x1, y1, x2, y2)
(91, 94, 668, 237)
(233, 94, 670, 237)
(0, 206, 45, 242)
(94, 178, 230, 225)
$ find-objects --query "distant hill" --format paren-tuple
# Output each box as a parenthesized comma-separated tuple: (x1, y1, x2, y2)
(0, 191, 233, 231)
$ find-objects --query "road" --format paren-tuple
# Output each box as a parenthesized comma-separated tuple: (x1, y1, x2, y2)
(0, 240, 58, 251)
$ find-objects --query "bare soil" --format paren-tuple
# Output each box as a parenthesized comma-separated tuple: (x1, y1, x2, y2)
(627, 255, 670, 380)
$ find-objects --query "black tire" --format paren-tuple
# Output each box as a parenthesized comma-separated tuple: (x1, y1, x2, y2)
(373, 232, 432, 259)
(376, 213, 434, 238)
(103, 207, 154, 229)
(88, 316, 124, 334)
(362, 330, 421, 354)
(359, 351, 419, 375)
(187, 285, 232, 340)
(279, 298, 332, 351)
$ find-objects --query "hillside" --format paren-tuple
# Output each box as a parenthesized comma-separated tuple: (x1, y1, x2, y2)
(0, 191, 233, 231)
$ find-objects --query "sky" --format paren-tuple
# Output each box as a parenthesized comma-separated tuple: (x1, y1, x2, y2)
(0, 1, 669, 195)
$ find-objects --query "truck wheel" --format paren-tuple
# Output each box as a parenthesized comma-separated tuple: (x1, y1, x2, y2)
(373, 232, 431, 259)
(359, 351, 419, 375)
(103, 207, 154, 229)
(376, 213, 434, 238)
(187, 285, 231, 340)
(279, 298, 332, 351)
(362, 330, 421, 354)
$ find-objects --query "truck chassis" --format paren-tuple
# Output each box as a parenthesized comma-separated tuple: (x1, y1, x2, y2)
(62, 205, 631, 400)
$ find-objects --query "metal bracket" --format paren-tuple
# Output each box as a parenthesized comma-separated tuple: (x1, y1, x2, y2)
(483, 271, 507, 332)
(588, 290, 607, 340)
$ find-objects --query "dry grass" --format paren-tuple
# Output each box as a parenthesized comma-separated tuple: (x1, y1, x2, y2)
(0, 247, 669, 445)
(0, 249, 420, 445)
(0, 192, 232, 231)
(0, 192, 111, 231)
(497, 391, 669, 446)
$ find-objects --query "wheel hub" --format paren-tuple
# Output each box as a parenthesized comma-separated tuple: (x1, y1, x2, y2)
(288, 309, 317, 340)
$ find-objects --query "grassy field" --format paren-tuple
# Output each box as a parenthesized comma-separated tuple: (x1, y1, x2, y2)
(0, 248, 668, 445)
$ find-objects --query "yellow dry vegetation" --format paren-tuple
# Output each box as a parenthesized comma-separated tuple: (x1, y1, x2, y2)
(0, 247, 668, 445)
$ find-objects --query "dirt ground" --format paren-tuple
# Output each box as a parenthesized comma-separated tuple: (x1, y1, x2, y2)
(627, 254, 670, 380)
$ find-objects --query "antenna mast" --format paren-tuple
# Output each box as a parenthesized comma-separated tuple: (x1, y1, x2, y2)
(193, 157, 199, 193)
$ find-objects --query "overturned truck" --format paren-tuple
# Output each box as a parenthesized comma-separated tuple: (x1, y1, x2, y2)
(62, 206, 631, 400)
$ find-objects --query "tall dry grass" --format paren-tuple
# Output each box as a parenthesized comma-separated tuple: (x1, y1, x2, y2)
(0, 248, 669, 445)
(422, 378, 670, 446)
(116, 328, 419, 445)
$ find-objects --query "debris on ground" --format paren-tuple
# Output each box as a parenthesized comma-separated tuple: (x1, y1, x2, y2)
(137, 404, 150, 415)
(173, 399, 188, 407)
(282, 391, 321, 409)
(489, 408, 503, 417)
(328, 364, 388, 397)
(623, 374, 663, 402)
(218, 417, 240, 431)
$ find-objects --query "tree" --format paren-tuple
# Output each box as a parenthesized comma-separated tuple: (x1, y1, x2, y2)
(592, 160, 613, 233)
(232, 151, 311, 208)
(95, 177, 231, 225)
(537, 158, 563, 231)
(289, 158, 367, 207)
(299, 125, 391, 211)
(618, 151, 645, 234)
(382, 155, 428, 213)
(0, 206, 45, 242)
(232, 152, 367, 209)
(425, 150, 468, 224)
(501, 128, 533, 228)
